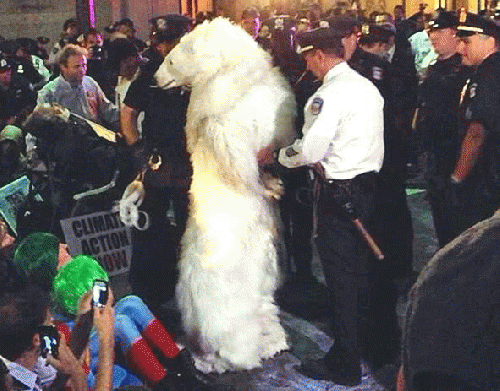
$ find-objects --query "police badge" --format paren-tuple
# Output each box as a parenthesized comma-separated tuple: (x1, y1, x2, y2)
(310, 97, 324, 115)
(372, 66, 383, 80)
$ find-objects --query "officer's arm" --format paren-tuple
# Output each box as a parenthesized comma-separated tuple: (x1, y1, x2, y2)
(121, 104, 140, 146)
(451, 121, 486, 182)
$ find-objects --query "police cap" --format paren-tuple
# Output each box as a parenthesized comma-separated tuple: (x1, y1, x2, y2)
(36, 36, 50, 45)
(359, 23, 395, 45)
(296, 25, 343, 54)
(456, 10, 500, 39)
(107, 38, 139, 71)
(150, 14, 193, 43)
(264, 15, 296, 34)
(326, 15, 361, 38)
(428, 9, 458, 31)
(16, 38, 37, 55)
(117, 18, 136, 32)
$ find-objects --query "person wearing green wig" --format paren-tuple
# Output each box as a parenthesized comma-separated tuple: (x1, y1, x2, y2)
(53, 255, 210, 391)
(12, 231, 72, 292)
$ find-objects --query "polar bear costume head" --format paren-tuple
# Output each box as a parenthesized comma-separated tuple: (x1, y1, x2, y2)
(159, 17, 296, 194)
(162, 17, 278, 119)
(165, 17, 271, 86)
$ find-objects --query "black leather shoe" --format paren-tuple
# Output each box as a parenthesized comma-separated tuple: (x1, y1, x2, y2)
(295, 357, 362, 386)
(164, 349, 215, 390)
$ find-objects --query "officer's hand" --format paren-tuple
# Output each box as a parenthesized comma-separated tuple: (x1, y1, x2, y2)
(446, 178, 464, 208)
(277, 143, 303, 169)
(257, 146, 275, 165)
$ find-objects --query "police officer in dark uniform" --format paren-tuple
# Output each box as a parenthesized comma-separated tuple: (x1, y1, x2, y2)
(417, 10, 471, 247)
(448, 12, 500, 240)
(263, 15, 318, 286)
(121, 14, 192, 311)
(0, 40, 44, 90)
(0, 55, 37, 129)
(342, 18, 412, 371)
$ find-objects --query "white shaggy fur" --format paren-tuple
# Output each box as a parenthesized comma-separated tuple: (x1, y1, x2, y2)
(160, 18, 296, 373)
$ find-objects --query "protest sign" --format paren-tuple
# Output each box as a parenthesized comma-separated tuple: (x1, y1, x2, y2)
(0, 176, 33, 235)
(60, 209, 132, 276)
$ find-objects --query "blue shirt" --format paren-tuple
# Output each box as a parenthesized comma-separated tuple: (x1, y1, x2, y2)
(37, 75, 119, 128)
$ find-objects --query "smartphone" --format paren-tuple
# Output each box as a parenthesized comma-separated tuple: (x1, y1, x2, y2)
(92, 279, 109, 308)
(38, 325, 59, 359)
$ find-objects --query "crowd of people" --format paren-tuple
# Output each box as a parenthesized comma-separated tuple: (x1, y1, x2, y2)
(0, 2, 500, 390)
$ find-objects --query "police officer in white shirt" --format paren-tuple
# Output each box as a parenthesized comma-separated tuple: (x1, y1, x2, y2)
(279, 25, 384, 386)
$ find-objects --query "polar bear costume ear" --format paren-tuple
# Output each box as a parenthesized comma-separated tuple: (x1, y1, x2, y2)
(191, 27, 223, 80)
(184, 18, 272, 115)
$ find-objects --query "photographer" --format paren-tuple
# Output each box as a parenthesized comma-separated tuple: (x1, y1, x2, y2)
(81, 29, 112, 100)
(0, 284, 87, 391)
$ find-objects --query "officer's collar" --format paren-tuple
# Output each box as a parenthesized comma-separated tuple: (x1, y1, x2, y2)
(324, 61, 349, 82)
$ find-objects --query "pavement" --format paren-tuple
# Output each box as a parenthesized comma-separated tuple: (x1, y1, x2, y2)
(110, 185, 438, 391)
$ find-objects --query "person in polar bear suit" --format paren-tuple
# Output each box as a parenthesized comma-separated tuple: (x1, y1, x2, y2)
(158, 17, 297, 373)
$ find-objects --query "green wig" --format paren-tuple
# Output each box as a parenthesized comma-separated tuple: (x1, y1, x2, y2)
(53, 255, 109, 315)
(13, 232, 59, 292)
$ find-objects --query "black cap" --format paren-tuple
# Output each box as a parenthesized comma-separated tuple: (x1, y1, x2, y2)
(359, 23, 395, 44)
(265, 15, 296, 33)
(15, 38, 37, 55)
(428, 9, 458, 31)
(0, 40, 18, 57)
(326, 15, 361, 37)
(107, 38, 139, 71)
(296, 26, 343, 54)
(104, 22, 117, 33)
(36, 36, 50, 45)
(456, 10, 500, 39)
(150, 14, 193, 43)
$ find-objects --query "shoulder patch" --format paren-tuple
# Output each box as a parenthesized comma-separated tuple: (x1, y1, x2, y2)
(372, 66, 383, 81)
(310, 97, 324, 115)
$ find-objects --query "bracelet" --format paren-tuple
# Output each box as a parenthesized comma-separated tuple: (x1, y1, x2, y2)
(450, 175, 462, 184)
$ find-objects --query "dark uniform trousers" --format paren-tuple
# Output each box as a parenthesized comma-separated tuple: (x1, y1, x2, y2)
(350, 47, 414, 282)
(130, 181, 190, 310)
(123, 55, 191, 312)
(280, 166, 314, 280)
(418, 53, 471, 246)
(315, 171, 377, 365)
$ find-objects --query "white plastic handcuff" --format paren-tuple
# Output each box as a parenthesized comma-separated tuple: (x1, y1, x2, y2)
(119, 173, 150, 231)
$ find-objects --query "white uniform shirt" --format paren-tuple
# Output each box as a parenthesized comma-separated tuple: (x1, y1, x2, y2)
(279, 61, 384, 180)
